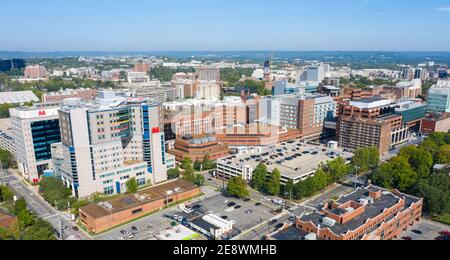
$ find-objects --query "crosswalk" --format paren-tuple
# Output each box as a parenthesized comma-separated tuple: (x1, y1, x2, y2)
(39, 213, 60, 221)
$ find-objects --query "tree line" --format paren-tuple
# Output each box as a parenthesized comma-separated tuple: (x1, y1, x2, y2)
(371, 132, 450, 216)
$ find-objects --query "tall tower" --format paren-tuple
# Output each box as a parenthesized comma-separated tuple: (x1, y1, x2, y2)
(263, 59, 271, 82)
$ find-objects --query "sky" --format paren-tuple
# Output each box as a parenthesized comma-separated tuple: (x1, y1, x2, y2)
(1, 0, 450, 52)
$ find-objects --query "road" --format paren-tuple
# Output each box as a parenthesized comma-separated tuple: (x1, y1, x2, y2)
(0, 169, 90, 240)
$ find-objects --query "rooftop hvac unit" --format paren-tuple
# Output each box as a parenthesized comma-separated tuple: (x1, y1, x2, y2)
(322, 217, 337, 227)
(305, 233, 318, 241)
(359, 198, 369, 206)
(100, 202, 113, 210)
(345, 207, 355, 213)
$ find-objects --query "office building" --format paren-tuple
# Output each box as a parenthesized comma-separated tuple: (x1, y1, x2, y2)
(389, 80, 422, 99)
(10, 105, 61, 183)
(54, 93, 168, 198)
(196, 67, 220, 81)
(134, 63, 151, 73)
(277, 94, 336, 139)
(168, 134, 229, 162)
(427, 80, 450, 113)
(127, 71, 150, 84)
(215, 124, 300, 147)
(394, 100, 427, 127)
(0, 59, 26, 73)
(0, 131, 16, 160)
(292, 186, 423, 240)
(421, 113, 450, 134)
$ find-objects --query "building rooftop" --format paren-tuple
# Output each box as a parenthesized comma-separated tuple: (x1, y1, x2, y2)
(218, 140, 353, 182)
(0, 91, 39, 105)
(80, 179, 198, 219)
(271, 225, 310, 240)
(300, 186, 422, 237)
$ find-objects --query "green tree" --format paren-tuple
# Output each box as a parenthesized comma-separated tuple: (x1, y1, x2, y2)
(313, 168, 328, 191)
(353, 147, 380, 173)
(251, 163, 268, 192)
(284, 180, 295, 200)
(0, 185, 14, 203)
(39, 177, 72, 207)
(0, 149, 14, 169)
(193, 160, 202, 171)
(21, 218, 56, 241)
(325, 157, 351, 183)
(0, 104, 14, 118)
(167, 167, 180, 180)
(374, 156, 417, 191)
(226, 176, 249, 198)
(202, 154, 216, 170)
(125, 178, 139, 194)
(412, 180, 450, 216)
(266, 168, 281, 196)
(14, 198, 27, 215)
(181, 157, 193, 170)
(436, 145, 450, 164)
(194, 174, 205, 186)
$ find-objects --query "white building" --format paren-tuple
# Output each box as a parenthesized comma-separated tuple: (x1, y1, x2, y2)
(53, 93, 168, 198)
(127, 71, 150, 84)
(9, 105, 61, 182)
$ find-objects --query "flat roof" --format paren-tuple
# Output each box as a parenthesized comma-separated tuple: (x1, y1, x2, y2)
(80, 179, 198, 219)
(271, 225, 310, 240)
(218, 140, 353, 181)
(0, 91, 39, 105)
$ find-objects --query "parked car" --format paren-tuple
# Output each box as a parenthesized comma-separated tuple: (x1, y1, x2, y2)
(269, 219, 278, 225)
(275, 223, 284, 230)
(227, 202, 237, 207)
(243, 198, 251, 202)
(234, 205, 242, 209)
(245, 210, 253, 214)
(412, 230, 423, 235)
(255, 203, 262, 206)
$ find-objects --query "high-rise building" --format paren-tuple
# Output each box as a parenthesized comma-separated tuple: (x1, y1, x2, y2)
(53, 93, 168, 198)
(0, 59, 26, 73)
(10, 105, 62, 183)
(427, 80, 450, 113)
(24, 65, 48, 79)
(134, 63, 151, 73)
(127, 71, 150, 84)
(196, 67, 221, 81)
(276, 94, 336, 139)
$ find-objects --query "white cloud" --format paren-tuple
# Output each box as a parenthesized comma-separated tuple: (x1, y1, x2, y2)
(436, 6, 450, 12)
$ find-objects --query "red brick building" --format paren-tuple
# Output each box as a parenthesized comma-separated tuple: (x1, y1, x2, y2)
(79, 180, 201, 234)
(293, 186, 423, 240)
(168, 134, 229, 162)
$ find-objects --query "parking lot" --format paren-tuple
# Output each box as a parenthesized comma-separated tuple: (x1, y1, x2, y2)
(399, 219, 450, 240)
(173, 194, 277, 236)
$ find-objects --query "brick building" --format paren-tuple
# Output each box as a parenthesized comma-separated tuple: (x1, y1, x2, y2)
(79, 179, 201, 234)
(168, 134, 229, 162)
(291, 186, 423, 240)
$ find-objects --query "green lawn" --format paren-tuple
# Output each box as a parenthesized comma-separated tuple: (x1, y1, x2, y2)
(434, 214, 450, 226)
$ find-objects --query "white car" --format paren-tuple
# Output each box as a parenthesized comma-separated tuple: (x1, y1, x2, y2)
(222, 200, 229, 204)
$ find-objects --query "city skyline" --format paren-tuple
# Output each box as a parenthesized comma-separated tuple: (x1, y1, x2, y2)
(2, 0, 450, 52)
